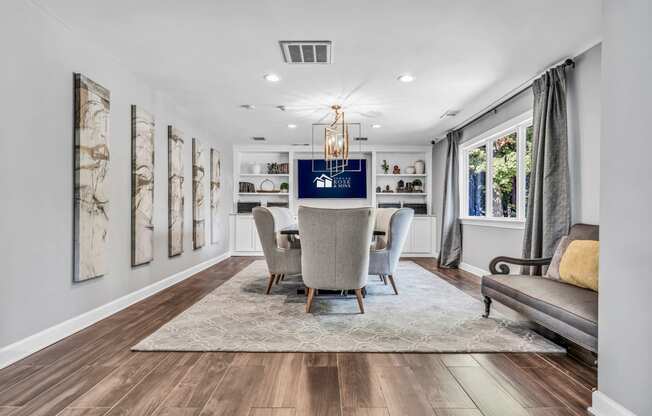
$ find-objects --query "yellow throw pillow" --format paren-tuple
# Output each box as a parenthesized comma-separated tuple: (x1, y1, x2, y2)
(559, 240, 599, 292)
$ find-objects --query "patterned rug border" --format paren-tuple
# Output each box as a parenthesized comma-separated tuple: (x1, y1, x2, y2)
(132, 260, 564, 353)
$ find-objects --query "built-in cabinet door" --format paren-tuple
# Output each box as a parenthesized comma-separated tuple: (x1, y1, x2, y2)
(235, 216, 254, 251)
(410, 217, 433, 253)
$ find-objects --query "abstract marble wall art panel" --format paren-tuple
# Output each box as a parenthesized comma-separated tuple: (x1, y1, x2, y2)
(73, 73, 110, 282)
(192, 138, 206, 249)
(131, 106, 155, 266)
(210, 148, 221, 244)
(168, 126, 184, 257)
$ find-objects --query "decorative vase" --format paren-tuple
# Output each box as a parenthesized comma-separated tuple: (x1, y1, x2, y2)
(414, 160, 425, 174)
(251, 163, 262, 174)
(406, 166, 416, 174)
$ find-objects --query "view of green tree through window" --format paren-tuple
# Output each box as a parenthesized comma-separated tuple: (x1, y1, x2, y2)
(525, 125, 533, 213)
(467, 146, 486, 216)
(492, 132, 518, 217)
(461, 115, 533, 221)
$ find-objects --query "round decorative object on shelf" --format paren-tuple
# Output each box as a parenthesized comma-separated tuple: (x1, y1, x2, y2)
(258, 178, 279, 193)
(406, 166, 416, 174)
(414, 160, 425, 174)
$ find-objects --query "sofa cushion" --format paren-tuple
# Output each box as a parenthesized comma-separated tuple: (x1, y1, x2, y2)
(559, 240, 599, 291)
(482, 274, 598, 337)
(546, 235, 570, 280)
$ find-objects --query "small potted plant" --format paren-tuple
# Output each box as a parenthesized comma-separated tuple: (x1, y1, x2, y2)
(381, 160, 390, 174)
(280, 182, 289, 193)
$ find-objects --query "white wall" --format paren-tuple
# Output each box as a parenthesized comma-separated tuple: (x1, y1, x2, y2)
(596, 1, 652, 415)
(431, 43, 602, 273)
(0, 0, 232, 351)
(568, 44, 601, 225)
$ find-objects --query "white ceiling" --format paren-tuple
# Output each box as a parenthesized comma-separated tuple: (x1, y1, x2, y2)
(37, 0, 601, 145)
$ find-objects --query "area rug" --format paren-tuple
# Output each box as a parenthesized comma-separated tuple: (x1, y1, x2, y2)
(133, 260, 563, 353)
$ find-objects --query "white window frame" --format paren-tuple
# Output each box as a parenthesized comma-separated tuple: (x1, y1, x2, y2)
(459, 111, 533, 228)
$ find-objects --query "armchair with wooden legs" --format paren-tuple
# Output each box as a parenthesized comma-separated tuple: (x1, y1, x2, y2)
(368, 208, 414, 295)
(298, 206, 374, 314)
(252, 207, 301, 294)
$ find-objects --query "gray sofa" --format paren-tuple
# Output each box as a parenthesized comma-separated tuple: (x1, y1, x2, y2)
(481, 224, 599, 352)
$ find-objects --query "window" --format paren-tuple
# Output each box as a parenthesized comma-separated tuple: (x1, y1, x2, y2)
(460, 113, 533, 223)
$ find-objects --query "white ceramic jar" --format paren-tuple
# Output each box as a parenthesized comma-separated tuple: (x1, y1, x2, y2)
(414, 160, 425, 174)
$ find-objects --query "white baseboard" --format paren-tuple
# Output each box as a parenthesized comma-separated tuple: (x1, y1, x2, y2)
(459, 262, 488, 277)
(0, 251, 231, 369)
(589, 391, 638, 416)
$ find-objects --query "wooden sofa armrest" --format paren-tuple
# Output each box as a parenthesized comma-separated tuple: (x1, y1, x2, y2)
(488, 256, 552, 275)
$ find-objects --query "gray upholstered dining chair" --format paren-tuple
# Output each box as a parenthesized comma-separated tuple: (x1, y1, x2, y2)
(373, 208, 398, 250)
(252, 207, 301, 294)
(298, 206, 375, 314)
(368, 208, 414, 294)
(266, 206, 297, 249)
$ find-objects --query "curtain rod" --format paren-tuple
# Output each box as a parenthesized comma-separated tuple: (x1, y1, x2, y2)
(439, 57, 575, 140)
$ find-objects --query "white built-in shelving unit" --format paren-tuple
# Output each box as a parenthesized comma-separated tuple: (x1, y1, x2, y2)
(229, 145, 436, 256)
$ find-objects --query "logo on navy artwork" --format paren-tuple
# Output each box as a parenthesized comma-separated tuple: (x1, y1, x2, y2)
(313, 174, 333, 188)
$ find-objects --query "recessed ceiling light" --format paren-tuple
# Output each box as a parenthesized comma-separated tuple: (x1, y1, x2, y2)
(264, 73, 281, 82)
(288, 124, 297, 129)
(397, 74, 415, 83)
(371, 124, 382, 129)
(240, 104, 255, 110)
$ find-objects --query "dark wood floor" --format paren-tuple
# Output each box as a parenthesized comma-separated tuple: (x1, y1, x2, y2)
(0, 257, 596, 416)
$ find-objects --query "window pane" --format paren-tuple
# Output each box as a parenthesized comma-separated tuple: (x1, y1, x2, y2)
(468, 146, 486, 216)
(492, 132, 517, 218)
(525, 125, 533, 214)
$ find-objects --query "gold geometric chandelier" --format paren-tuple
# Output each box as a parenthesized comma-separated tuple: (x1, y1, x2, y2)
(324, 105, 349, 162)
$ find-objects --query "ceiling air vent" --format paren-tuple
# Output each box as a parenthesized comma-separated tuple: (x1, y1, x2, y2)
(279, 41, 332, 64)
(252, 137, 266, 142)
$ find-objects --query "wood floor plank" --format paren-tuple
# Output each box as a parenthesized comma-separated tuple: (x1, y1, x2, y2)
(526, 409, 577, 416)
(157, 353, 234, 411)
(364, 353, 408, 367)
(341, 408, 389, 416)
(473, 354, 564, 408)
(505, 353, 549, 369)
(295, 366, 341, 416)
(0, 407, 19, 416)
(449, 366, 529, 416)
(10, 365, 116, 416)
(253, 353, 304, 408)
(248, 409, 296, 416)
(539, 354, 597, 390)
(154, 408, 201, 416)
(72, 352, 167, 408)
(58, 408, 111, 416)
(439, 355, 479, 367)
(523, 367, 591, 415)
(105, 353, 201, 416)
(0, 365, 43, 394)
(0, 337, 118, 406)
(374, 366, 436, 416)
(303, 353, 337, 367)
(338, 353, 386, 409)
(403, 354, 476, 410)
(434, 410, 483, 416)
(199, 365, 265, 416)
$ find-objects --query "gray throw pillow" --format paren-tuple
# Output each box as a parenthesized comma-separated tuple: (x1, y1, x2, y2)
(546, 236, 571, 280)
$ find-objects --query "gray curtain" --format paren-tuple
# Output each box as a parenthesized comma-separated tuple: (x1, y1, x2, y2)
(438, 130, 462, 268)
(522, 65, 571, 272)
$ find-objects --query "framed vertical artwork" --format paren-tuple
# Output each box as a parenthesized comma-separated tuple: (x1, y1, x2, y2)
(168, 126, 184, 257)
(73, 73, 110, 282)
(210, 148, 221, 244)
(130, 105, 155, 266)
(192, 138, 206, 249)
